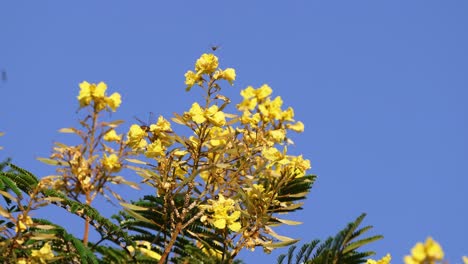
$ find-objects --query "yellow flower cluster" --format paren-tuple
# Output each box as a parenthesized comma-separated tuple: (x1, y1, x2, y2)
(404, 237, 444, 264)
(31, 242, 55, 263)
(367, 254, 391, 264)
(77, 81, 121, 112)
(237, 84, 303, 132)
(200, 194, 241, 232)
(185, 53, 236, 90)
(186, 102, 226, 126)
(15, 214, 33, 233)
(126, 116, 173, 159)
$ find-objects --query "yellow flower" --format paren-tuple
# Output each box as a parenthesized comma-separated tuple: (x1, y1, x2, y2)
(256, 84, 272, 100)
(77, 81, 93, 107)
(103, 129, 122, 142)
(206, 105, 226, 126)
(262, 147, 282, 161)
(268, 129, 286, 142)
(282, 107, 295, 121)
(222, 68, 236, 85)
(77, 81, 119, 112)
(202, 194, 242, 232)
(185, 70, 199, 90)
(16, 214, 34, 233)
(404, 237, 444, 264)
(411, 243, 426, 262)
(127, 124, 148, 149)
(106, 92, 122, 112)
(149, 116, 172, 133)
(259, 96, 283, 121)
(145, 140, 165, 158)
(102, 154, 121, 173)
(195, 53, 219, 74)
(425, 237, 444, 260)
(188, 102, 207, 124)
(31, 242, 54, 263)
(287, 121, 305, 132)
(93, 82, 107, 98)
(367, 254, 391, 264)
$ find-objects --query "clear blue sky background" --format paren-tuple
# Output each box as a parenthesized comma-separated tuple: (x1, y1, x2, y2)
(1, 1, 467, 263)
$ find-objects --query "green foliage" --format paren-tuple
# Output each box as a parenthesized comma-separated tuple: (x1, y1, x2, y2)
(277, 213, 382, 264)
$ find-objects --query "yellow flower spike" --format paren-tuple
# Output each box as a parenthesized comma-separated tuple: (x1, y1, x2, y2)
(287, 121, 305, 133)
(195, 53, 219, 75)
(102, 154, 121, 173)
(366, 254, 391, 264)
(222, 68, 236, 85)
(31, 242, 55, 262)
(188, 102, 207, 124)
(103, 129, 122, 142)
(106, 92, 122, 112)
(425, 237, 444, 260)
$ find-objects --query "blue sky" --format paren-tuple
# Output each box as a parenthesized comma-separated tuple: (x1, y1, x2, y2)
(1, 1, 467, 262)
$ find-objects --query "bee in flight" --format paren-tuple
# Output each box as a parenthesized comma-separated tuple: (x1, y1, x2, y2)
(210, 44, 221, 52)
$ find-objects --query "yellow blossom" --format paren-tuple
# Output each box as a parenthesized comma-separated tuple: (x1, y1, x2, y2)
(102, 154, 121, 173)
(145, 140, 165, 158)
(188, 102, 207, 124)
(287, 121, 304, 132)
(150, 116, 172, 133)
(256, 84, 272, 100)
(185, 70, 199, 90)
(222, 68, 236, 85)
(127, 124, 148, 149)
(268, 129, 286, 143)
(31, 242, 54, 263)
(206, 105, 226, 126)
(106, 92, 122, 112)
(404, 237, 444, 264)
(282, 107, 295, 121)
(77, 81, 120, 112)
(367, 254, 391, 264)
(195, 53, 219, 74)
(103, 129, 122, 142)
(262, 147, 282, 161)
(425, 237, 444, 260)
(77, 81, 93, 107)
